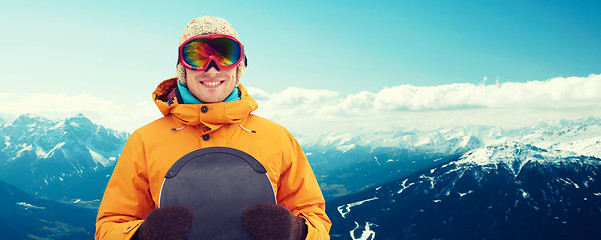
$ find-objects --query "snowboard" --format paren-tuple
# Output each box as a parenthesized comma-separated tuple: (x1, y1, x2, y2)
(159, 147, 276, 239)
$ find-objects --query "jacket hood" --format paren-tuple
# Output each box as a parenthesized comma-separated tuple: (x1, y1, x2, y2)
(152, 78, 259, 130)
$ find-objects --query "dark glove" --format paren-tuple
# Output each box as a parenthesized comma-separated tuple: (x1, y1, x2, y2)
(242, 204, 308, 240)
(132, 206, 194, 240)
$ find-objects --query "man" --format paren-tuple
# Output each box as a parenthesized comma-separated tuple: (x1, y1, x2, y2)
(95, 16, 331, 240)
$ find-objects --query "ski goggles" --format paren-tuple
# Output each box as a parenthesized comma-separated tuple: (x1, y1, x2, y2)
(178, 34, 244, 71)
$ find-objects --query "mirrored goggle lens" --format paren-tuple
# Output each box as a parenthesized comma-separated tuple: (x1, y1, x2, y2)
(182, 37, 242, 68)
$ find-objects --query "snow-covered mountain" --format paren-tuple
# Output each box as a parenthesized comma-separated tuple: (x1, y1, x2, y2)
(0, 113, 128, 206)
(303, 117, 601, 200)
(326, 121, 601, 239)
(0, 179, 96, 239)
(2, 112, 600, 239)
(302, 129, 483, 199)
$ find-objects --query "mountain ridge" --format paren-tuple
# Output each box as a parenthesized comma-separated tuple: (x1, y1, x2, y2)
(327, 139, 601, 240)
(0, 113, 128, 204)
(304, 116, 601, 199)
(0, 113, 599, 239)
(0, 178, 96, 240)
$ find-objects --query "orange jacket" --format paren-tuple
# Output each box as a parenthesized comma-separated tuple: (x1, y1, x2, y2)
(95, 78, 331, 240)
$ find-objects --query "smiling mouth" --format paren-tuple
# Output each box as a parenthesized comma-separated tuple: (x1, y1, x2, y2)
(201, 81, 224, 87)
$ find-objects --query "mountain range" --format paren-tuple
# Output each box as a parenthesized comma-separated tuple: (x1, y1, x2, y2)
(0, 113, 128, 207)
(326, 118, 601, 239)
(301, 117, 601, 200)
(1, 113, 600, 239)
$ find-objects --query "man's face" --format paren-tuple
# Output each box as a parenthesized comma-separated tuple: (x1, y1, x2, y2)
(185, 65, 238, 103)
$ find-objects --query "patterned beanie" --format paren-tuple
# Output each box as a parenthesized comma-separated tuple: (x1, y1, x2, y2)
(177, 16, 246, 87)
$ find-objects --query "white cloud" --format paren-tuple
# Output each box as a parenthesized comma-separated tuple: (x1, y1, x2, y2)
(362, 74, 600, 111)
(255, 74, 600, 112)
(252, 74, 601, 136)
(1, 74, 600, 136)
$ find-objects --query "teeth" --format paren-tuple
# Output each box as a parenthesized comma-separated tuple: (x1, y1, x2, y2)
(203, 81, 221, 86)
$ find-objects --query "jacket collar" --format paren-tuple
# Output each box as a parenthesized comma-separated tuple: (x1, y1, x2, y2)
(152, 78, 258, 131)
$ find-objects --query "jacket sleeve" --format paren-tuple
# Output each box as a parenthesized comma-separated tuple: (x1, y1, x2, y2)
(95, 131, 154, 240)
(278, 132, 332, 240)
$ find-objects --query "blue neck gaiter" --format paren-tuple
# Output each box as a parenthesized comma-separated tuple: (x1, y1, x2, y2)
(177, 81, 241, 104)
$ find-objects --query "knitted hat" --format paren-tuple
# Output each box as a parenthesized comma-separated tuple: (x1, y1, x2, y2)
(177, 16, 246, 87)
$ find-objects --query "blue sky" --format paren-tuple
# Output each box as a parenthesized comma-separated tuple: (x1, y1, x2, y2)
(1, 0, 600, 134)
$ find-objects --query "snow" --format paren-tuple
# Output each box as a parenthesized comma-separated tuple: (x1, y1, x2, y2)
(454, 140, 593, 179)
(520, 119, 601, 158)
(553, 137, 601, 158)
(42, 142, 65, 159)
(397, 179, 415, 194)
(415, 134, 435, 146)
(50, 121, 65, 130)
(518, 189, 531, 199)
(89, 148, 112, 167)
(308, 132, 354, 147)
(16, 202, 45, 210)
(458, 190, 473, 197)
(337, 144, 356, 153)
(34, 142, 65, 159)
(35, 145, 46, 158)
(12, 144, 33, 160)
(417, 174, 436, 189)
(559, 178, 580, 189)
(337, 197, 378, 218)
(3, 136, 10, 147)
(300, 118, 601, 168)
(350, 221, 377, 240)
